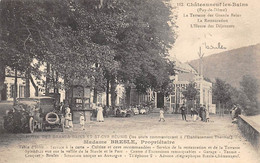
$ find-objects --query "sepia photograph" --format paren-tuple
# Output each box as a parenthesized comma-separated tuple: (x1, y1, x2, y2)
(0, 0, 259, 163)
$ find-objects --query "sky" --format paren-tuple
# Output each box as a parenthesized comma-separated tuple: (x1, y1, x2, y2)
(169, 0, 260, 62)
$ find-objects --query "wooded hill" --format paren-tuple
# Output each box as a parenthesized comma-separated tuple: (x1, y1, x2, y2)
(189, 44, 260, 88)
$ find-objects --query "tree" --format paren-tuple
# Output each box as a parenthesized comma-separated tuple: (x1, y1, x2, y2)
(182, 82, 198, 100)
(212, 76, 260, 116)
(182, 82, 198, 108)
(0, 0, 46, 101)
(0, 0, 177, 108)
(108, 0, 176, 107)
(239, 75, 259, 115)
(240, 75, 259, 104)
(0, 0, 120, 95)
(213, 78, 232, 115)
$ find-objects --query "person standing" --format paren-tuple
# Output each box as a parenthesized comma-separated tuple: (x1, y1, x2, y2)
(79, 112, 85, 130)
(103, 105, 108, 118)
(96, 104, 104, 122)
(205, 105, 210, 122)
(193, 108, 199, 122)
(180, 104, 187, 121)
(159, 108, 165, 122)
(199, 104, 203, 121)
(65, 106, 73, 128)
(190, 107, 194, 118)
(202, 105, 207, 122)
(59, 102, 65, 114)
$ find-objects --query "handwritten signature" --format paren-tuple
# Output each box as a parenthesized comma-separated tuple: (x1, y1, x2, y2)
(203, 42, 227, 50)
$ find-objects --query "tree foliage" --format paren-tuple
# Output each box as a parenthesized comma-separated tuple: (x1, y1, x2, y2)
(212, 76, 259, 115)
(239, 75, 259, 115)
(182, 82, 198, 101)
(240, 75, 259, 103)
(0, 0, 176, 107)
(213, 78, 231, 105)
(114, 0, 176, 92)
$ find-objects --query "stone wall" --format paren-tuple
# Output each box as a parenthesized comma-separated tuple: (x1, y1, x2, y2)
(237, 115, 260, 153)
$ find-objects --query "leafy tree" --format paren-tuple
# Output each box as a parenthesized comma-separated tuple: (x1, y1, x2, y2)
(212, 76, 259, 115)
(109, 0, 176, 107)
(0, 0, 47, 100)
(0, 0, 177, 109)
(182, 82, 198, 101)
(213, 78, 231, 104)
(239, 75, 259, 115)
(212, 78, 232, 114)
(182, 82, 198, 108)
(1, 0, 121, 97)
(240, 75, 259, 103)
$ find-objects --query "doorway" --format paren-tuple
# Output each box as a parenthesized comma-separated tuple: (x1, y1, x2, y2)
(157, 92, 164, 108)
(1, 84, 7, 100)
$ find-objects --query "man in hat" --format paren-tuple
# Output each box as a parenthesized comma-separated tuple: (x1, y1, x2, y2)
(180, 104, 187, 121)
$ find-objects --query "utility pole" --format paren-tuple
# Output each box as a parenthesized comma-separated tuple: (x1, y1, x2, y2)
(198, 46, 204, 77)
(198, 47, 204, 107)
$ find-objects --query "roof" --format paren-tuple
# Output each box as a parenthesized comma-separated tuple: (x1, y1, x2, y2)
(171, 56, 198, 74)
(178, 72, 196, 82)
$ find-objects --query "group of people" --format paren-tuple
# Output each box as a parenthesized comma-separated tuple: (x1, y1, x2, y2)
(181, 104, 210, 122)
(158, 104, 210, 122)
(58, 102, 105, 131)
(58, 103, 73, 129)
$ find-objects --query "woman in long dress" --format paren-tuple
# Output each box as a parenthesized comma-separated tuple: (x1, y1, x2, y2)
(65, 107, 73, 128)
(96, 104, 104, 122)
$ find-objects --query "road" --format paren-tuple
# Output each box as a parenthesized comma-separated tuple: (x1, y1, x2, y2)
(0, 102, 259, 163)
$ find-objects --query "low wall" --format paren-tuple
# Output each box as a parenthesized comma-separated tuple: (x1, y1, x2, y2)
(237, 115, 260, 153)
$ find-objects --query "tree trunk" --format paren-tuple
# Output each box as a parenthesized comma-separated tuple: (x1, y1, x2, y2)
(106, 79, 109, 106)
(29, 75, 38, 96)
(51, 67, 59, 94)
(55, 71, 59, 93)
(45, 63, 50, 95)
(0, 61, 5, 101)
(221, 103, 224, 117)
(93, 63, 98, 104)
(64, 75, 70, 105)
(25, 70, 30, 98)
(93, 88, 97, 104)
(13, 69, 18, 105)
(110, 75, 116, 108)
(125, 86, 131, 107)
(52, 69, 59, 94)
(218, 101, 220, 116)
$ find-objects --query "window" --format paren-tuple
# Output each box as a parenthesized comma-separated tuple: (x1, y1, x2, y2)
(10, 85, 14, 98)
(171, 95, 175, 104)
(19, 85, 25, 98)
(76, 98, 82, 104)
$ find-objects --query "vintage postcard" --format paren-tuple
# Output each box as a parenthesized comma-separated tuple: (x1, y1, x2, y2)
(0, 0, 259, 163)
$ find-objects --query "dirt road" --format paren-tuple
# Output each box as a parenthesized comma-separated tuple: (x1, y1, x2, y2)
(0, 103, 259, 163)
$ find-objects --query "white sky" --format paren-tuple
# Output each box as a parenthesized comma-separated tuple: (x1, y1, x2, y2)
(169, 0, 260, 62)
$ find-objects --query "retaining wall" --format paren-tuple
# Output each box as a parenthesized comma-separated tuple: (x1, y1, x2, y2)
(237, 115, 260, 153)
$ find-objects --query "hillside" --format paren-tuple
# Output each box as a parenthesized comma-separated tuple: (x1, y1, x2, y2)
(189, 44, 260, 88)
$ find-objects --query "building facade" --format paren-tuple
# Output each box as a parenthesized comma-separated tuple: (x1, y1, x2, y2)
(127, 58, 216, 114)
